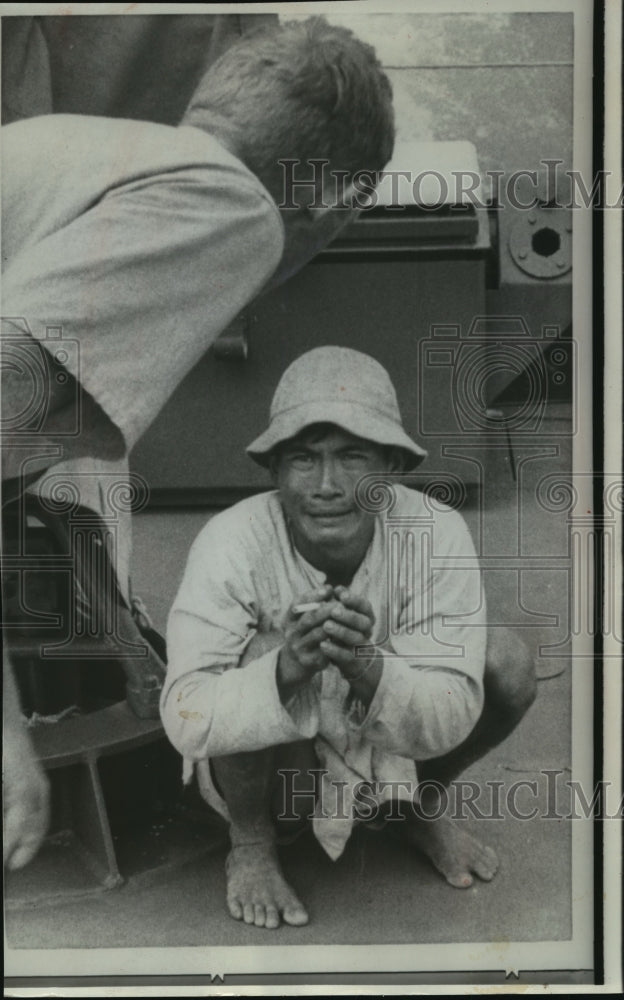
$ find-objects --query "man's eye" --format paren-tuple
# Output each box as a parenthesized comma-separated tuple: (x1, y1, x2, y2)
(289, 454, 314, 469)
(343, 452, 368, 463)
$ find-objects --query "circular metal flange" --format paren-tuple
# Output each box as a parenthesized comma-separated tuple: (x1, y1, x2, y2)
(508, 208, 572, 279)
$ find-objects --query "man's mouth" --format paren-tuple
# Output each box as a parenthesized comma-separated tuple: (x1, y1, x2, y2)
(308, 510, 353, 520)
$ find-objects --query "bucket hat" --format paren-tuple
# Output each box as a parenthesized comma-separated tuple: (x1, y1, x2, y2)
(247, 346, 427, 469)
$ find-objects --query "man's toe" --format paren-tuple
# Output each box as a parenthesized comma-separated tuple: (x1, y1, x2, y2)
(265, 905, 280, 930)
(227, 896, 243, 920)
(283, 901, 309, 926)
(474, 846, 499, 881)
(253, 903, 267, 927)
(446, 870, 474, 889)
(243, 902, 255, 924)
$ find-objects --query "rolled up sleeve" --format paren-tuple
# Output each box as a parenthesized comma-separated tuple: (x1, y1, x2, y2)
(358, 507, 486, 760)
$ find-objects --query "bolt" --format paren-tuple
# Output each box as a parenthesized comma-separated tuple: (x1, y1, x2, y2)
(566, 224, 572, 233)
(528, 214, 536, 225)
(556, 259, 566, 269)
(518, 250, 527, 259)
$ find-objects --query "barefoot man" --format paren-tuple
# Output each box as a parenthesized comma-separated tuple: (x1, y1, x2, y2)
(161, 347, 537, 929)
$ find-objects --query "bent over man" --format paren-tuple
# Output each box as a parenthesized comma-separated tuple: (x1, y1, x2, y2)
(162, 347, 537, 930)
(2, 18, 394, 872)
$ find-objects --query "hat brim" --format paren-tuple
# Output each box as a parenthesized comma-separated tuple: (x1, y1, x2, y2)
(246, 400, 427, 470)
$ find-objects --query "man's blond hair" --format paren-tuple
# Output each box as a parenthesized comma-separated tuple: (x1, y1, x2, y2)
(183, 17, 395, 201)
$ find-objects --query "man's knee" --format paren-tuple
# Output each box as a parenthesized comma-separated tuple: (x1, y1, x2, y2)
(207, 740, 319, 827)
(208, 745, 276, 802)
(484, 627, 537, 721)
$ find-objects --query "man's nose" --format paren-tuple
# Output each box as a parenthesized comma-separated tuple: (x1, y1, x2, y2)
(314, 458, 343, 497)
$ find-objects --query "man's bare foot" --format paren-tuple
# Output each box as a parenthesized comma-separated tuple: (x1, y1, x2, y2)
(402, 814, 499, 889)
(225, 842, 309, 929)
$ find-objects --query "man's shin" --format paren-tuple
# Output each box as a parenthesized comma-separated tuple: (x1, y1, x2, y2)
(212, 747, 277, 847)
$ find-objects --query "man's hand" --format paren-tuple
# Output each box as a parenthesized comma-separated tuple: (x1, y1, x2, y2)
(276, 585, 337, 702)
(3, 655, 50, 871)
(320, 587, 383, 702)
(3, 736, 50, 871)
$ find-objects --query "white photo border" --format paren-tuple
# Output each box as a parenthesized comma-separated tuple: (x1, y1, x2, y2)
(2, 0, 621, 992)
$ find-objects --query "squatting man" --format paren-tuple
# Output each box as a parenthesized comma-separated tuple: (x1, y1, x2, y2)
(161, 347, 537, 929)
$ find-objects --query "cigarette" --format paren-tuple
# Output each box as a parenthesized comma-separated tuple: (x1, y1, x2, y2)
(293, 601, 322, 615)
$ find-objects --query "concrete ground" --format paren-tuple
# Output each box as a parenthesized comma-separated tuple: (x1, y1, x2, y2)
(5, 405, 580, 957)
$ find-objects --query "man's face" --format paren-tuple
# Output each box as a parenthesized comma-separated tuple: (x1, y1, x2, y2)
(265, 192, 360, 292)
(274, 425, 396, 579)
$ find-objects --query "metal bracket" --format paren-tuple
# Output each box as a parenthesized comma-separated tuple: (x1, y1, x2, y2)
(508, 208, 572, 279)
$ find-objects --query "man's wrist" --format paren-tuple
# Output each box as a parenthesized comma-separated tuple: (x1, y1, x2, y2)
(339, 648, 383, 684)
(276, 647, 307, 704)
(336, 649, 383, 711)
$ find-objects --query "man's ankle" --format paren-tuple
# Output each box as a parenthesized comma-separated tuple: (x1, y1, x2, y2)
(229, 820, 276, 849)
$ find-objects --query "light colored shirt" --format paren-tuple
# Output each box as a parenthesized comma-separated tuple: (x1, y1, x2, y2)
(1, 114, 285, 596)
(162, 486, 486, 859)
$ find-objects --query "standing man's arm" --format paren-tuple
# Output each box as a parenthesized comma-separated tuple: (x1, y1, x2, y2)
(3, 652, 50, 870)
(1, 121, 284, 868)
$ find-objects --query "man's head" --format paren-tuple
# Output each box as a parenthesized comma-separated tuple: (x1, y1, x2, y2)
(247, 347, 426, 579)
(183, 18, 395, 283)
(184, 17, 394, 196)
(268, 423, 399, 582)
